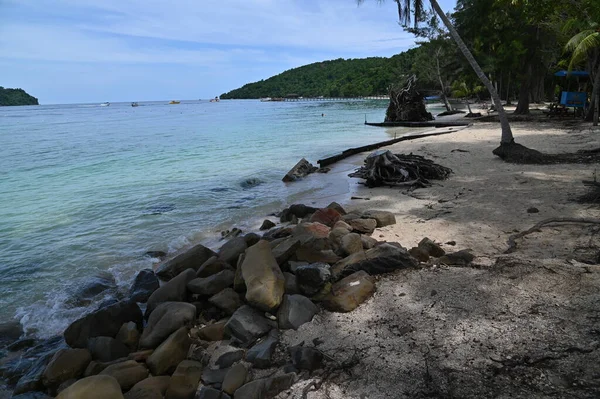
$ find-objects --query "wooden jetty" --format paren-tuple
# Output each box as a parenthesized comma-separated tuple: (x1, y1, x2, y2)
(365, 121, 471, 128)
(263, 96, 389, 102)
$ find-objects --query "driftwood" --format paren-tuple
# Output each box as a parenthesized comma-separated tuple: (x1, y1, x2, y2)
(505, 218, 600, 254)
(349, 150, 452, 188)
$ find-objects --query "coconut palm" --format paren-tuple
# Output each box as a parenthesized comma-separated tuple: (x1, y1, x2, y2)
(359, 0, 515, 144)
(565, 24, 600, 125)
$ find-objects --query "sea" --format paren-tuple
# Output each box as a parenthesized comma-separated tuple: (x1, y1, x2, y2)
(0, 99, 443, 339)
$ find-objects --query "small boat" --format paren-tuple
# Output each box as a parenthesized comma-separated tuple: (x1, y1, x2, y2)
(260, 97, 272, 102)
(100, 102, 110, 107)
(210, 96, 220, 103)
(131, 102, 139, 107)
(169, 100, 180, 104)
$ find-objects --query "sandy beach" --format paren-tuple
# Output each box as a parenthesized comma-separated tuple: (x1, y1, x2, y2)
(275, 115, 600, 398)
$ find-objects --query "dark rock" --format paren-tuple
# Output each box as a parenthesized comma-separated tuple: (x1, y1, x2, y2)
(99, 360, 149, 391)
(125, 387, 162, 399)
(218, 237, 247, 266)
(196, 386, 231, 399)
(12, 392, 52, 399)
(127, 349, 154, 363)
(42, 348, 91, 388)
(201, 367, 229, 386)
(246, 330, 278, 369)
(221, 228, 242, 239)
(196, 319, 228, 341)
(140, 302, 196, 349)
(323, 271, 375, 312)
(147, 327, 191, 376)
(418, 237, 445, 257)
(0, 321, 24, 348)
(340, 233, 362, 256)
(196, 256, 232, 278)
(326, 202, 346, 215)
(277, 295, 319, 330)
(155, 244, 217, 281)
(64, 300, 142, 349)
(295, 263, 331, 296)
(215, 348, 244, 369)
(330, 251, 366, 281)
(56, 378, 77, 394)
(272, 237, 301, 266)
(340, 243, 417, 278)
(70, 272, 116, 306)
(409, 247, 429, 262)
(128, 269, 159, 303)
(280, 204, 318, 223)
(348, 218, 377, 235)
(438, 249, 475, 266)
(282, 158, 318, 182)
(84, 359, 125, 377)
(309, 208, 342, 227)
(361, 210, 396, 227)
(527, 207, 540, 213)
(6, 338, 37, 352)
(165, 360, 203, 399)
(127, 376, 170, 398)
(144, 251, 167, 259)
(55, 375, 123, 399)
(224, 306, 273, 347)
(146, 269, 196, 317)
(87, 337, 130, 362)
(188, 270, 236, 296)
(446, 240, 456, 246)
(233, 373, 295, 398)
(360, 235, 378, 249)
(208, 288, 242, 315)
(244, 233, 261, 247)
(4, 336, 65, 388)
(283, 272, 300, 295)
(13, 352, 55, 395)
(222, 363, 247, 395)
(261, 226, 294, 241)
(116, 322, 139, 351)
(240, 240, 285, 311)
(290, 345, 323, 371)
(260, 220, 276, 230)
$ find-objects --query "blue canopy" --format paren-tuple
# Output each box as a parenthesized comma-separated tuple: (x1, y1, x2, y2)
(554, 70, 589, 77)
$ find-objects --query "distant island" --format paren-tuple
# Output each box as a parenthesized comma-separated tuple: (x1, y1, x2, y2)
(220, 50, 420, 99)
(0, 87, 39, 106)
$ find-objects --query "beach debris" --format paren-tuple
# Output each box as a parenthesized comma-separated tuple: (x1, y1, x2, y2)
(282, 158, 318, 182)
(349, 150, 452, 188)
(385, 75, 433, 122)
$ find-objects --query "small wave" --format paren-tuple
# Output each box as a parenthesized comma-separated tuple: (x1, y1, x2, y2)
(239, 177, 263, 189)
(209, 187, 231, 193)
(143, 204, 176, 215)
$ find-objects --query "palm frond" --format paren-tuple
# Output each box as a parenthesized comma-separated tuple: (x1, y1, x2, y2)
(565, 30, 596, 52)
(568, 32, 600, 71)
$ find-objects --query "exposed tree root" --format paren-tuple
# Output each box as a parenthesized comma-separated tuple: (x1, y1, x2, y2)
(493, 142, 600, 164)
(505, 218, 600, 254)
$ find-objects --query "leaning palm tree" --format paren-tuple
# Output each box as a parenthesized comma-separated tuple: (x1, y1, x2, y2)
(565, 24, 600, 125)
(359, 0, 518, 151)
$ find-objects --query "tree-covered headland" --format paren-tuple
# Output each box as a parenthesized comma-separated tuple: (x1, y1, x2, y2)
(0, 87, 39, 106)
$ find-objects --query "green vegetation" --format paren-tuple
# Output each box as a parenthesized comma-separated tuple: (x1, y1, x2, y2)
(0, 87, 39, 106)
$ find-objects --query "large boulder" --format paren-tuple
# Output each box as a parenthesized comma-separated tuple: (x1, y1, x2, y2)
(155, 243, 216, 281)
(361, 210, 396, 227)
(222, 363, 247, 395)
(233, 373, 295, 399)
(146, 269, 196, 317)
(13, 352, 55, 395)
(87, 336, 130, 362)
(240, 241, 285, 311)
(417, 237, 446, 257)
(341, 243, 417, 278)
(196, 257, 232, 278)
(330, 251, 367, 281)
(146, 327, 191, 376)
(187, 270, 235, 296)
(283, 272, 300, 295)
(165, 360, 203, 399)
(70, 272, 116, 306)
(348, 218, 377, 235)
(196, 319, 228, 341)
(99, 360, 149, 391)
(64, 300, 142, 349)
(295, 263, 331, 296)
(116, 322, 139, 351)
(128, 269, 159, 303)
(218, 237, 247, 266)
(56, 375, 124, 399)
(224, 306, 273, 347)
(277, 295, 319, 330)
(127, 376, 170, 398)
(139, 302, 196, 349)
(42, 348, 91, 388)
(208, 288, 242, 315)
(309, 208, 341, 227)
(323, 271, 375, 312)
(246, 330, 278, 369)
(271, 237, 301, 266)
(196, 386, 231, 399)
(279, 204, 318, 222)
(340, 233, 363, 256)
(12, 393, 52, 399)
(0, 321, 23, 347)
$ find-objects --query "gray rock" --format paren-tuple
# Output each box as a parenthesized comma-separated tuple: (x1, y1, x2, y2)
(326, 201, 346, 215)
(13, 352, 54, 395)
(360, 235, 378, 249)
(283, 272, 300, 294)
(196, 256, 233, 278)
(87, 336, 130, 362)
(116, 322, 140, 351)
(246, 329, 278, 369)
(147, 327, 191, 376)
(277, 295, 319, 330)
(222, 363, 247, 395)
(155, 243, 217, 281)
(84, 358, 126, 377)
(241, 240, 285, 311)
(64, 300, 142, 349)
(438, 249, 475, 266)
(187, 270, 236, 296)
(280, 204, 318, 222)
(340, 243, 418, 278)
(165, 360, 203, 399)
(41, 348, 91, 387)
(140, 302, 196, 349)
(12, 392, 52, 399)
(295, 263, 331, 296)
(218, 237, 248, 266)
(290, 346, 323, 371)
(272, 237, 301, 266)
(99, 360, 149, 391)
(215, 348, 244, 369)
(128, 269, 159, 303)
(418, 237, 445, 257)
(146, 269, 196, 316)
(282, 158, 318, 182)
(70, 272, 116, 306)
(232, 373, 295, 398)
(55, 375, 124, 399)
(348, 218, 377, 234)
(361, 210, 396, 227)
(196, 386, 231, 399)
(224, 305, 273, 347)
(340, 233, 363, 256)
(295, 247, 341, 264)
(208, 288, 242, 315)
(124, 387, 163, 399)
(259, 220, 276, 230)
(244, 233, 261, 247)
(330, 251, 366, 281)
(127, 376, 171, 398)
(201, 367, 229, 386)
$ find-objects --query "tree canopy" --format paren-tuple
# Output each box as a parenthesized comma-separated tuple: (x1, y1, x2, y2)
(0, 87, 39, 106)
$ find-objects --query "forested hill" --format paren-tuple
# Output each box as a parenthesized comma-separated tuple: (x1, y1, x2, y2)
(220, 50, 419, 99)
(0, 87, 39, 106)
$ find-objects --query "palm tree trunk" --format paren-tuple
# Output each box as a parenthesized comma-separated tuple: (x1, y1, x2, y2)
(435, 49, 452, 112)
(590, 59, 600, 126)
(429, 0, 514, 143)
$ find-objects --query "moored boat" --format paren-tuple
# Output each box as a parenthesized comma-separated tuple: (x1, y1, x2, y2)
(100, 102, 110, 107)
(131, 102, 139, 107)
(169, 100, 180, 104)
(209, 96, 220, 102)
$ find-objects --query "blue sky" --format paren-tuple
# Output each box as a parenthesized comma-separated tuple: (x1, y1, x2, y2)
(0, 0, 457, 104)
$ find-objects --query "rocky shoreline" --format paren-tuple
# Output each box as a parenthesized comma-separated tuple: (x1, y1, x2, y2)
(0, 201, 465, 399)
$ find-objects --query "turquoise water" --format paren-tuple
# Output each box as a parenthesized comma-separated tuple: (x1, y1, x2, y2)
(0, 99, 395, 337)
